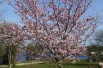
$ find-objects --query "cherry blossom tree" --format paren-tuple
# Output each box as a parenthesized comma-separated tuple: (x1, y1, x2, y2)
(0, 22, 23, 68)
(8, 0, 98, 68)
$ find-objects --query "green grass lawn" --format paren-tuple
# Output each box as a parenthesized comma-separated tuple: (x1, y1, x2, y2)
(3, 60, 99, 68)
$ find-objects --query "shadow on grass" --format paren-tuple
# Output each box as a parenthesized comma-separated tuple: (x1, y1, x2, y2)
(62, 62, 99, 68)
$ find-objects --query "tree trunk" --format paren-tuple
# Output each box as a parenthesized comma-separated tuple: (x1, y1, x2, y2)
(12, 54, 17, 67)
(8, 45, 12, 68)
(12, 57, 16, 66)
(52, 57, 63, 68)
(57, 63, 63, 68)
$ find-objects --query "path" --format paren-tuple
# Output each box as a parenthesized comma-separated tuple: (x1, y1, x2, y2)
(0, 62, 43, 68)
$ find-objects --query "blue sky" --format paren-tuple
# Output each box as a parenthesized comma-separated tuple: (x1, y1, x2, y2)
(0, 0, 21, 23)
(86, 0, 103, 14)
(0, 0, 103, 24)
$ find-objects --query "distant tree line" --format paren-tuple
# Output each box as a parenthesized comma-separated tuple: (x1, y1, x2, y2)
(87, 30, 103, 62)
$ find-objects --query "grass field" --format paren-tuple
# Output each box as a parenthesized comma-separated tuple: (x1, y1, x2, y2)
(3, 60, 100, 68)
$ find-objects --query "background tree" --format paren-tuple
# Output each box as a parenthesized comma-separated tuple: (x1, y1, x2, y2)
(9, 0, 98, 68)
(87, 43, 103, 62)
(0, 42, 6, 64)
(0, 22, 23, 68)
(24, 41, 44, 62)
(11, 45, 21, 66)
(87, 30, 103, 62)
(25, 43, 35, 62)
(0, 23, 8, 65)
(0, 41, 6, 57)
(94, 30, 103, 45)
